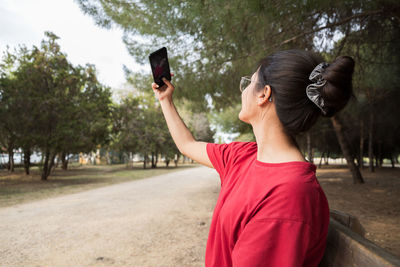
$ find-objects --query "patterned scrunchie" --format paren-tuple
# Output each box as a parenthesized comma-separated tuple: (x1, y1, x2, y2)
(306, 62, 329, 115)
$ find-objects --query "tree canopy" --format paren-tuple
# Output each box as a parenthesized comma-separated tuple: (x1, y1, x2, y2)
(0, 32, 112, 179)
(76, 0, 400, 183)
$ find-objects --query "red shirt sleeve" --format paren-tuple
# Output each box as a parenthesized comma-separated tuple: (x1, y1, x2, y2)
(231, 218, 312, 267)
(206, 142, 234, 185)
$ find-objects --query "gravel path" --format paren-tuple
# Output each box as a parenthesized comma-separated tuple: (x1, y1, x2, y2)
(0, 166, 220, 267)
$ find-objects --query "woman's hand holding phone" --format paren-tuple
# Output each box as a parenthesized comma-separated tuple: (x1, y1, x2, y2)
(152, 73, 174, 102)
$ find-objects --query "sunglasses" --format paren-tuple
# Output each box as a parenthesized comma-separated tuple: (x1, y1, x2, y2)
(240, 76, 272, 102)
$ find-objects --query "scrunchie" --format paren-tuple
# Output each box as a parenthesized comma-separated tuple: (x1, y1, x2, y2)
(306, 62, 329, 115)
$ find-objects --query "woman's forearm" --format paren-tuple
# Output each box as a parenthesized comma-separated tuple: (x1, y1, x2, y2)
(159, 98, 195, 153)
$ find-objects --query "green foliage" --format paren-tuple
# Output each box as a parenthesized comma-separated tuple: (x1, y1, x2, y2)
(76, 0, 400, 162)
(0, 32, 112, 179)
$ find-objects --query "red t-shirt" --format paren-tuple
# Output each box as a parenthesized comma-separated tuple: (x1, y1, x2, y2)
(205, 141, 330, 267)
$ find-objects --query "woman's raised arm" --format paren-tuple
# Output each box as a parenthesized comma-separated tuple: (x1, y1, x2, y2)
(152, 77, 213, 168)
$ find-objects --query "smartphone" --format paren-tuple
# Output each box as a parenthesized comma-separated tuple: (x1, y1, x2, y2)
(149, 47, 171, 88)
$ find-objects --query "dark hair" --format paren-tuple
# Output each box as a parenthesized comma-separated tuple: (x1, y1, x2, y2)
(256, 49, 355, 136)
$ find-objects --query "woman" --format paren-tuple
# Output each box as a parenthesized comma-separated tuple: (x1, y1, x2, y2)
(152, 49, 355, 267)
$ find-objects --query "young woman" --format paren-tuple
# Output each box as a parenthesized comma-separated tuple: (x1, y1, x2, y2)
(152, 49, 355, 267)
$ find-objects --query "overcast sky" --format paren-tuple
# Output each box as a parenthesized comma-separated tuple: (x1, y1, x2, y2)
(0, 0, 146, 90)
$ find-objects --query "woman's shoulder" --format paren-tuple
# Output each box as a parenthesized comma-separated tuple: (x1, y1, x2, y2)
(210, 141, 257, 157)
(228, 141, 257, 161)
(224, 140, 256, 146)
(227, 141, 257, 152)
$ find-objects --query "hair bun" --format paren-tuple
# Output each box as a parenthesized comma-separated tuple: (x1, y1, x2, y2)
(320, 56, 355, 117)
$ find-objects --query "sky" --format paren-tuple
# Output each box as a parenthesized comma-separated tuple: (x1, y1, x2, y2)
(0, 0, 146, 90)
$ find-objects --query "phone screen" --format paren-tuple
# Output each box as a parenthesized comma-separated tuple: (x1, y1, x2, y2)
(149, 47, 171, 87)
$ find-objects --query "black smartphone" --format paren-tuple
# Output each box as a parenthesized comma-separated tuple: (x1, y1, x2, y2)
(149, 47, 171, 88)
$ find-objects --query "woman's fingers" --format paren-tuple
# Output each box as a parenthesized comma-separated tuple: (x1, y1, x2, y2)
(162, 77, 173, 88)
(152, 75, 175, 101)
(152, 74, 174, 90)
(152, 82, 159, 89)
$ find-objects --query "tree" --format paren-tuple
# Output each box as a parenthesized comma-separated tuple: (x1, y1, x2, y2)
(0, 32, 112, 179)
(111, 95, 142, 165)
(0, 46, 30, 173)
(0, 72, 18, 172)
(56, 63, 112, 170)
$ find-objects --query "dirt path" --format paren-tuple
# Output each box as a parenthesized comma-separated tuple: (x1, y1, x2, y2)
(0, 166, 220, 267)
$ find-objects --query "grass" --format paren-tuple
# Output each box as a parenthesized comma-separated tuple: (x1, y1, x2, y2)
(0, 162, 199, 208)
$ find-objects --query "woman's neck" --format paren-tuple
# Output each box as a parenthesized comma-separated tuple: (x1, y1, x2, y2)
(252, 118, 306, 164)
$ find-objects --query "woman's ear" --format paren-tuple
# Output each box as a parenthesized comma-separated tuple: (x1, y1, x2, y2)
(257, 85, 272, 106)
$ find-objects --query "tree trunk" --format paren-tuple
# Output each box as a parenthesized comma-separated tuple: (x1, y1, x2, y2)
(391, 154, 395, 168)
(61, 151, 69, 170)
(7, 147, 14, 172)
(41, 149, 51, 180)
(143, 154, 147, 169)
(359, 119, 364, 169)
(318, 150, 325, 168)
(378, 140, 383, 168)
(151, 152, 156, 168)
(63, 159, 69, 170)
(166, 158, 170, 167)
(306, 132, 313, 163)
(150, 151, 158, 168)
(325, 150, 330, 165)
(23, 147, 31, 175)
(174, 154, 180, 167)
(48, 152, 57, 175)
(368, 107, 375, 172)
(331, 115, 364, 184)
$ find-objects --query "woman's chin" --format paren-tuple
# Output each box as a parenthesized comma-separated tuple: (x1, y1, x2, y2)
(238, 111, 248, 123)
